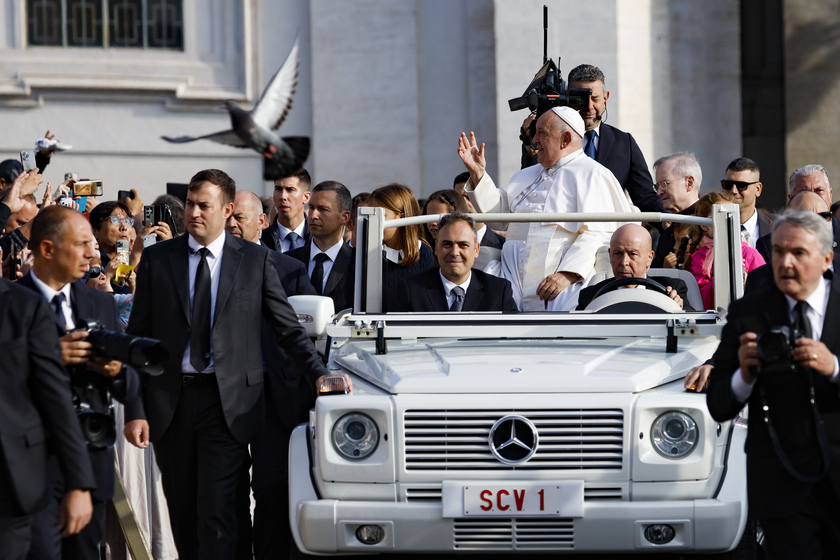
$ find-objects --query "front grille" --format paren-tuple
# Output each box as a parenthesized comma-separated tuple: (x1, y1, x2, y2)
(453, 518, 574, 550)
(404, 409, 624, 470)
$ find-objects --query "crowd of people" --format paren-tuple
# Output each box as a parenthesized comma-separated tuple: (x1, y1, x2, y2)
(1, 61, 839, 559)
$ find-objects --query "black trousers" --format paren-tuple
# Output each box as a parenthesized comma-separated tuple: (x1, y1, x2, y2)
(154, 378, 249, 560)
(0, 515, 32, 560)
(27, 457, 105, 560)
(249, 396, 293, 560)
(760, 475, 840, 559)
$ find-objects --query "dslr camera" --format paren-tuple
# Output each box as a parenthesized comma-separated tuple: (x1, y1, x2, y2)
(69, 320, 168, 447)
(756, 325, 803, 376)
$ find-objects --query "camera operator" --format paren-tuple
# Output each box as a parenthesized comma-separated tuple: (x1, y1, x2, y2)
(18, 205, 139, 560)
(707, 211, 840, 558)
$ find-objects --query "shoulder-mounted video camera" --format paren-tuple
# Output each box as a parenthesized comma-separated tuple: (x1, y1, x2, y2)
(508, 58, 591, 118)
(507, 6, 591, 148)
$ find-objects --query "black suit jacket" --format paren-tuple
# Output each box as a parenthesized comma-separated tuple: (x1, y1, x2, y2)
(392, 268, 518, 313)
(595, 123, 663, 214)
(17, 274, 140, 501)
(125, 232, 328, 444)
(756, 216, 840, 265)
(651, 202, 698, 268)
(0, 279, 95, 516)
(480, 228, 506, 249)
(287, 241, 355, 313)
(707, 282, 840, 518)
(576, 276, 694, 311)
(757, 211, 776, 239)
(262, 250, 318, 432)
(260, 219, 310, 253)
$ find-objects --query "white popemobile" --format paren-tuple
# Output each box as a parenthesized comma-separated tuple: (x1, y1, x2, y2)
(287, 205, 755, 558)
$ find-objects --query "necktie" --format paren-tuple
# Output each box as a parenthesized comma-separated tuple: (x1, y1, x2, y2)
(794, 300, 813, 340)
(190, 247, 212, 373)
(450, 285, 466, 312)
(311, 253, 330, 295)
(740, 224, 750, 245)
(584, 130, 597, 159)
(52, 293, 67, 329)
(286, 232, 303, 251)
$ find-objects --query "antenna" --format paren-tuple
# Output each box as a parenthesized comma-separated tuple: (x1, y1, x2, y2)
(543, 5, 549, 65)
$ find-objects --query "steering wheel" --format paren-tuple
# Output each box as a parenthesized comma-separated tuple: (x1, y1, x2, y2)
(593, 277, 670, 299)
(584, 277, 682, 313)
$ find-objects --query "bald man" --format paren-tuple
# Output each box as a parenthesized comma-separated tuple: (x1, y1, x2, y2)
(576, 224, 692, 310)
(755, 190, 840, 266)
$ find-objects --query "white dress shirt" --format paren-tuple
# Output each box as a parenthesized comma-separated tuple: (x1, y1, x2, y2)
(182, 232, 226, 373)
(277, 220, 306, 252)
(307, 239, 344, 293)
(742, 209, 760, 248)
(440, 270, 472, 309)
(30, 270, 74, 329)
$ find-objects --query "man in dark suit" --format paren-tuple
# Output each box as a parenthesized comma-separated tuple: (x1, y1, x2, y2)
(393, 212, 517, 313)
(0, 279, 94, 559)
(19, 206, 139, 560)
(707, 211, 840, 558)
(577, 224, 692, 310)
(288, 181, 355, 313)
(567, 64, 663, 214)
(227, 189, 317, 559)
(721, 157, 777, 247)
(261, 168, 311, 252)
(756, 191, 839, 265)
(123, 169, 336, 559)
(650, 152, 701, 268)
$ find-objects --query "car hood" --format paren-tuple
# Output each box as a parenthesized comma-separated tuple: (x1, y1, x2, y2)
(331, 336, 718, 394)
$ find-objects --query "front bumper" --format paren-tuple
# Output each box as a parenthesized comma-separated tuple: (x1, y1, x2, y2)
(289, 425, 749, 555)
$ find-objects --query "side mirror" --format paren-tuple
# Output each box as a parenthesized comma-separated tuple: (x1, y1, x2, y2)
(288, 295, 335, 338)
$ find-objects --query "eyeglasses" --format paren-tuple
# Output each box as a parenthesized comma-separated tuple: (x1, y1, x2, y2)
(108, 215, 134, 227)
(720, 179, 759, 191)
(655, 177, 687, 190)
(88, 266, 103, 277)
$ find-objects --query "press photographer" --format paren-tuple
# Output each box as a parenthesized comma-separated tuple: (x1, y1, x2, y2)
(18, 205, 140, 560)
(707, 211, 840, 558)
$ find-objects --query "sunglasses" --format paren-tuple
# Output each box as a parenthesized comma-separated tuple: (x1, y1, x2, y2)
(819, 211, 833, 222)
(88, 266, 103, 277)
(720, 179, 759, 191)
(108, 215, 135, 227)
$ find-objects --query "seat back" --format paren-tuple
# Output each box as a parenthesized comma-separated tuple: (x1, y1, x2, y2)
(647, 268, 704, 311)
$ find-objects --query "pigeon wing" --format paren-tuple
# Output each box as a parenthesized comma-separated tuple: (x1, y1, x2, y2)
(162, 130, 249, 148)
(250, 35, 299, 131)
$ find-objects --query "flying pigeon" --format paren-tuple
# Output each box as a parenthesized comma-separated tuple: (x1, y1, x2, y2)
(162, 36, 309, 181)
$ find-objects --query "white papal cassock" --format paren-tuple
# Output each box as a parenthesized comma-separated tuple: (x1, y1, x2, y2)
(466, 148, 634, 311)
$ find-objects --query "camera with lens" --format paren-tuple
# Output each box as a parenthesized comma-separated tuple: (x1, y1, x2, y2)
(756, 325, 803, 376)
(69, 319, 169, 447)
(72, 319, 169, 376)
(74, 399, 116, 449)
(508, 59, 592, 118)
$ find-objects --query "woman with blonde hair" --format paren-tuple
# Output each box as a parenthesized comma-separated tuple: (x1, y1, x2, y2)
(366, 183, 435, 310)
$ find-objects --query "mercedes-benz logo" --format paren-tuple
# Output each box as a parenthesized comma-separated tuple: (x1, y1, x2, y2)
(488, 415, 538, 464)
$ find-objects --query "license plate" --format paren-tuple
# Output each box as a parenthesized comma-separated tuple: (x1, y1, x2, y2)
(452, 481, 583, 517)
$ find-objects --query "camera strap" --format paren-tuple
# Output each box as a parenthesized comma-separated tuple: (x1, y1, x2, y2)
(759, 370, 830, 483)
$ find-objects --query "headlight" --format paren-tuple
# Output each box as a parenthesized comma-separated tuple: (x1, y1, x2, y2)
(332, 412, 379, 460)
(651, 411, 698, 458)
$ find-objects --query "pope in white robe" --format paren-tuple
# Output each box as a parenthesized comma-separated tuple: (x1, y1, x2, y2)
(459, 106, 634, 311)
